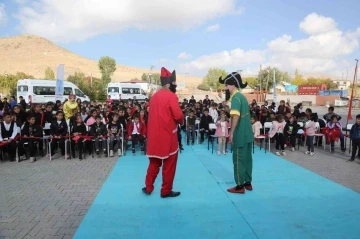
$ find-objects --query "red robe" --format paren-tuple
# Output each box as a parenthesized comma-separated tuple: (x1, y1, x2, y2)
(146, 89, 184, 159)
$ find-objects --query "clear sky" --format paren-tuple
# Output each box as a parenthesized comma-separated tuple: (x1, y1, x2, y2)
(0, 0, 359, 77)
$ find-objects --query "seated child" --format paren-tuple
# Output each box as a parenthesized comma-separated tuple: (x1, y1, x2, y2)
(126, 115, 146, 154)
(284, 115, 299, 151)
(20, 115, 43, 163)
(199, 109, 213, 143)
(71, 115, 87, 160)
(186, 110, 196, 145)
(0, 112, 19, 162)
(325, 114, 345, 152)
(49, 111, 68, 158)
(108, 114, 122, 157)
(90, 115, 108, 156)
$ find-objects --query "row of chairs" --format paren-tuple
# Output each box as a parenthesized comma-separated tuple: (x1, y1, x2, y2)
(254, 122, 355, 154)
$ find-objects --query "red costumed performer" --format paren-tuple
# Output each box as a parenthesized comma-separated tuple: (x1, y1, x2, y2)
(142, 67, 184, 198)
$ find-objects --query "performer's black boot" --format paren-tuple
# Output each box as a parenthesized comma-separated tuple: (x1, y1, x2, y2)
(161, 191, 181, 198)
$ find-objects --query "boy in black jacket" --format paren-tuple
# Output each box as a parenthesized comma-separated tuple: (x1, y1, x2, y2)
(284, 115, 299, 152)
(199, 109, 213, 143)
(348, 114, 360, 162)
(90, 115, 108, 156)
(71, 115, 87, 160)
(49, 111, 68, 158)
(20, 115, 43, 163)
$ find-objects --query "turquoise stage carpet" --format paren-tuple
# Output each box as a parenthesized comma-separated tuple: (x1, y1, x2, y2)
(74, 143, 360, 239)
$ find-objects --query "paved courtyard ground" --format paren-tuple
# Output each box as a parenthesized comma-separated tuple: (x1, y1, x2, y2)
(1, 127, 360, 238)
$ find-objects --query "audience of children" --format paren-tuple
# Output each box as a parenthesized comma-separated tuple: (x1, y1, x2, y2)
(1, 95, 359, 163)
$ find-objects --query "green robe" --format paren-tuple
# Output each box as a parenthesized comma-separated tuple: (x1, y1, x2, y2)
(230, 90, 254, 186)
(230, 91, 254, 146)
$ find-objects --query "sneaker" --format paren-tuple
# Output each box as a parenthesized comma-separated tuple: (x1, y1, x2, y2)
(132, 148, 135, 154)
(310, 152, 315, 156)
(217, 151, 221, 155)
(305, 151, 310, 155)
(29, 157, 35, 163)
(275, 151, 280, 156)
(291, 147, 295, 152)
(281, 151, 286, 156)
(347, 158, 355, 162)
(96, 150, 99, 155)
(109, 150, 114, 157)
(222, 151, 226, 155)
(118, 149, 122, 156)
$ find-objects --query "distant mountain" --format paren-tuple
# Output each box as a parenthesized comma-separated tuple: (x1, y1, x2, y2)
(0, 34, 202, 88)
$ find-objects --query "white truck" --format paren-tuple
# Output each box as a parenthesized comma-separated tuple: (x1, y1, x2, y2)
(107, 82, 147, 102)
(17, 79, 90, 104)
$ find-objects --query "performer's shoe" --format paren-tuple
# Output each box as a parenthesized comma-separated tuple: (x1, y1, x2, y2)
(244, 182, 253, 191)
(142, 187, 151, 195)
(227, 185, 245, 194)
(161, 191, 181, 198)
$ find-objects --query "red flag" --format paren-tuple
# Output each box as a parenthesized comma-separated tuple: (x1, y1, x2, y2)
(347, 60, 359, 120)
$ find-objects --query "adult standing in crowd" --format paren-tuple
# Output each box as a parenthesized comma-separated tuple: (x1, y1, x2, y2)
(143, 67, 184, 198)
(63, 94, 79, 121)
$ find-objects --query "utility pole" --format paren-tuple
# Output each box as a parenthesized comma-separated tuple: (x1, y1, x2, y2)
(259, 64, 262, 102)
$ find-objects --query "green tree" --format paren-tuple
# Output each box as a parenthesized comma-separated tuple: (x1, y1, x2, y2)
(258, 67, 291, 91)
(98, 56, 117, 83)
(198, 68, 228, 91)
(67, 72, 106, 101)
(141, 73, 147, 82)
(291, 69, 307, 85)
(242, 77, 258, 89)
(44, 67, 55, 80)
(150, 73, 160, 85)
(0, 72, 34, 96)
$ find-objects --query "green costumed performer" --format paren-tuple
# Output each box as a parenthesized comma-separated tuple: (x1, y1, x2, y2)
(219, 72, 254, 194)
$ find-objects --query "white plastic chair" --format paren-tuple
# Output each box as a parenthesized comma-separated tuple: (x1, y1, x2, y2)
(208, 123, 218, 154)
(314, 122, 325, 149)
(343, 123, 353, 154)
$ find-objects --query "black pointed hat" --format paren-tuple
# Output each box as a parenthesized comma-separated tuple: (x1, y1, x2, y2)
(160, 67, 176, 86)
(219, 72, 247, 89)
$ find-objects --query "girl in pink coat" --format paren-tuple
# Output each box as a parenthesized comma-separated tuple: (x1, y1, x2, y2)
(215, 113, 229, 155)
(268, 115, 287, 156)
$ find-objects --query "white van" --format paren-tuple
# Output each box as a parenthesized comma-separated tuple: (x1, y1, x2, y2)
(17, 79, 90, 104)
(107, 82, 147, 102)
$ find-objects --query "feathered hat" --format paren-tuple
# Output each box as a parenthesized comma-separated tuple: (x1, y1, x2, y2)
(219, 72, 247, 89)
(160, 67, 176, 86)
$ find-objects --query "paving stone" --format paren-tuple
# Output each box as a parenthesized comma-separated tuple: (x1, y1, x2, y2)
(0, 154, 117, 238)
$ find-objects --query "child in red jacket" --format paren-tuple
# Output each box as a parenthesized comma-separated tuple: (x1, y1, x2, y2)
(127, 114, 146, 153)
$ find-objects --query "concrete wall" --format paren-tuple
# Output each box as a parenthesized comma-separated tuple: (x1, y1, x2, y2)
(315, 96, 340, 106)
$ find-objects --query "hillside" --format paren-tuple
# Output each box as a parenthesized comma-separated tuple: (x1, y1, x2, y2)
(0, 34, 202, 88)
